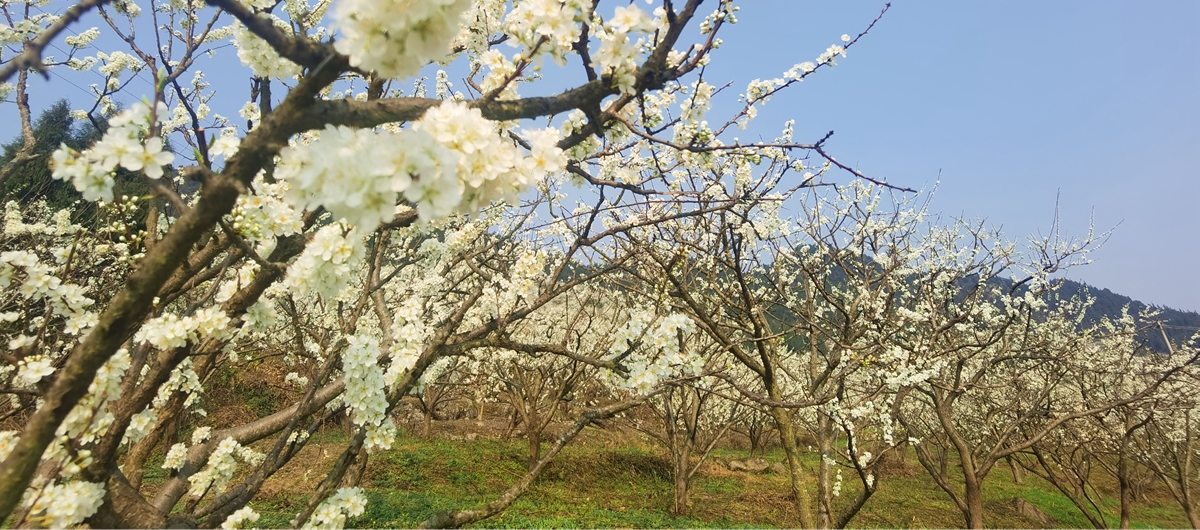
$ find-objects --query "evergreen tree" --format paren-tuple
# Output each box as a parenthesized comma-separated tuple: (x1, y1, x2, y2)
(0, 99, 95, 209)
(1, 100, 152, 222)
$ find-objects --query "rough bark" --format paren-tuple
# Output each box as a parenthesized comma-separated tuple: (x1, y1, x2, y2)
(772, 405, 816, 529)
(816, 412, 834, 529)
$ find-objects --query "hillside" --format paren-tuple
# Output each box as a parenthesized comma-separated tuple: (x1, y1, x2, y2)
(1053, 279, 1200, 352)
(755, 255, 1200, 354)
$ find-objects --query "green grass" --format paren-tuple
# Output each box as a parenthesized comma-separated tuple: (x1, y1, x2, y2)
(249, 432, 1192, 528)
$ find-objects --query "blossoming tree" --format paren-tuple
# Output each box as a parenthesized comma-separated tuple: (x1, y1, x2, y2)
(0, 0, 900, 527)
(890, 239, 1200, 529)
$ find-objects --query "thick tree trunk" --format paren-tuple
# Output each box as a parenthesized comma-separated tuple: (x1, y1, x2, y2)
(816, 412, 834, 529)
(503, 406, 519, 439)
(1181, 434, 1199, 530)
(938, 447, 948, 478)
(672, 443, 692, 515)
(87, 465, 173, 529)
(962, 473, 985, 530)
(749, 430, 761, 458)
(345, 447, 370, 488)
(1179, 464, 1199, 529)
(526, 406, 542, 470)
(1184, 503, 1200, 530)
(673, 466, 690, 515)
(1117, 448, 1132, 529)
(527, 429, 541, 470)
(423, 407, 433, 439)
(772, 406, 815, 529)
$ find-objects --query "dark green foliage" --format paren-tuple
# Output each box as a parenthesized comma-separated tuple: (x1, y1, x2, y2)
(1054, 279, 1200, 352)
(0, 100, 153, 222)
(0, 100, 95, 210)
(991, 274, 1200, 351)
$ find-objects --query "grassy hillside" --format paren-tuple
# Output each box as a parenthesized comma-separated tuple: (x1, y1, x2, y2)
(217, 426, 1191, 529)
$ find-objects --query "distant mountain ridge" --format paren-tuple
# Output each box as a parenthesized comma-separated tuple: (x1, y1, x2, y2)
(1053, 278, 1200, 353)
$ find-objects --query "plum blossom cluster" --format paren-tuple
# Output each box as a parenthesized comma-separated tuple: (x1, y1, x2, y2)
(817, 42, 848, 67)
(451, 0, 506, 56)
(15, 355, 53, 385)
(305, 487, 368, 529)
(278, 224, 365, 300)
(333, 0, 471, 79)
(56, 348, 130, 446)
(413, 101, 564, 216)
(22, 480, 105, 528)
(215, 263, 260, 305)
(285, 371, 310, 388)
(1, 249, 97, 345)
(504, 0, 590, 65)
(677, 80, 715, 132)
(233, 19, 302, 79)
(1, 206, 113, 391)
(63, 27, 100, 48)
(220, 506, 261, 529)
(278, 101, 564, 229)
(874, 352, 939, 396)
(123, 407, 158, 446)
(134, 307, 232, 350)
(783, 35, 849, 83)
(472, 245, 548, 317)
(50, 101, 174, 201)
(278, 125, 456, 229)
(96, 50, 144, 79)
(341, 335, 397, 451)
(0, 431, 16, 461)
(507, 248, 547, 302)
(162, 442, 189, 471)
(698, 0, 739, 34)
(0, 13, 58, 47)
(187, 437, 265, 497)
(228, 180, 304, 242)
(151, 358, 204, 410)
(606, 311, 702, 394)
(478, 49, 519, 99)
(384, 297, 431, 387)
(590, 5, 657, 94)
(3, 201, 78, 237)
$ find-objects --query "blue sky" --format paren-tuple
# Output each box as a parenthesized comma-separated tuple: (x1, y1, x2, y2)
(709, 1, 1199, 311)
(4, 1, 1197, 311)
